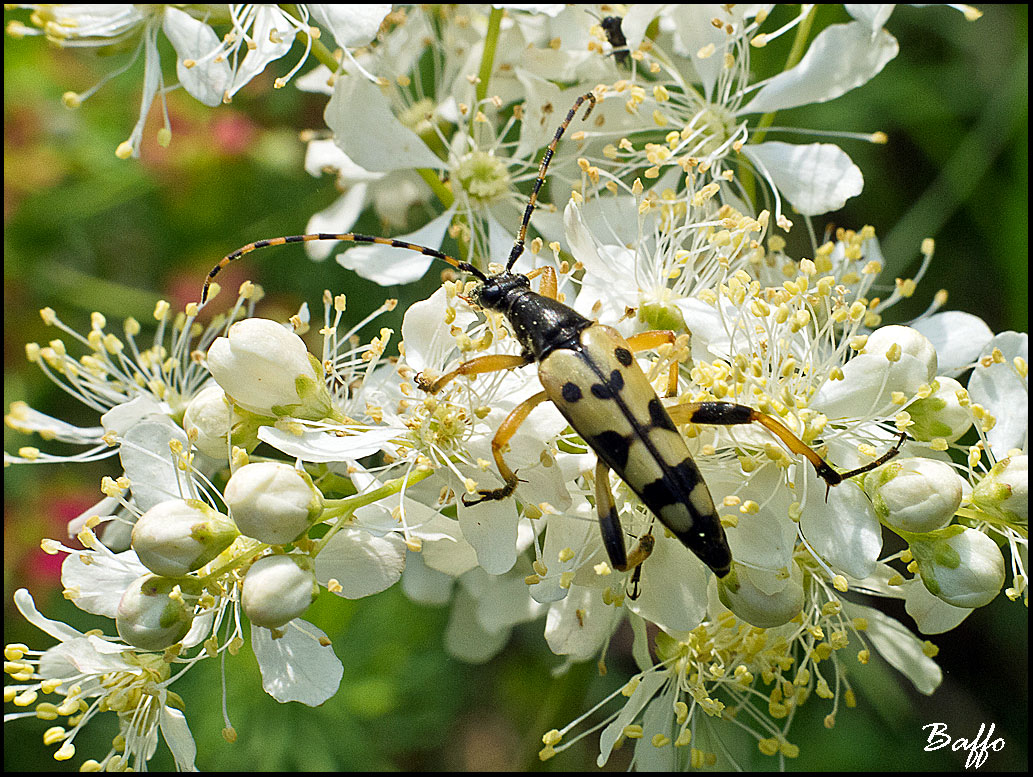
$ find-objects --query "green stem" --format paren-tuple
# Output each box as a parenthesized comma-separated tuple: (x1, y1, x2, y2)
(476, 7, 504, 104)
(417, 167, 454, 209)
(751, 6, 816, 145)
(741, 6, 817, 208)
(314, 466, 434, 553)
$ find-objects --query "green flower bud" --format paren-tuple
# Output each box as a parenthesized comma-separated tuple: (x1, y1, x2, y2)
(906, 526, 1005, 608)
(906, 376, 973, 443)
(716, 562, 805, 628)
(865, 457, 963, 533)
(182, 384, 263, 459)
(242, 554, 319, 628)
(116, 574, 199, 651)
(638, 301, 687, 334)
(972, 454, 1027, 527)
(132, 499, 238, 577)
(224, 462, 324, 544)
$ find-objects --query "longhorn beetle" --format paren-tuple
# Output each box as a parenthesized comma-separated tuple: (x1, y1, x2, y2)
(201, 92, 904, 581)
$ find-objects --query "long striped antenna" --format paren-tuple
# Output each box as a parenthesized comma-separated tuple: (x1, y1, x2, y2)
(200, 92, 599, 305)
(505, 91, 597, 271)
(200, 233, 486, 305)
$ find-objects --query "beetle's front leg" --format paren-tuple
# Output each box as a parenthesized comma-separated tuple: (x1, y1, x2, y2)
(463, 390, 550, 506)
(416, 353, 533, 394)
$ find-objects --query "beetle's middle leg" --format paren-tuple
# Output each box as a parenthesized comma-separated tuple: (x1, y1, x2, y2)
(624, 329, 683, 397)
(463, 390, 550, 506)
(665, 402, 907, 488)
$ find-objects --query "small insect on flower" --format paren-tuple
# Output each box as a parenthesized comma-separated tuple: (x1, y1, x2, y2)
(600, 15, 630, 66)
(199, 93, 904, 584)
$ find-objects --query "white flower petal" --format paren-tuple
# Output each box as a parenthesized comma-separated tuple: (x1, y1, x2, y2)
(743, 141, 863, 216)
(14, 589, 85, 643)
(801, 477, 882, 579)
(457, 493, 519, 575)
(325, 72, 444, 171)
(846, 601, 942, 694)
(844, 4, 895, 32)
(258, 426, 398, 462)
(903, 578, 973, 634)
(162, 7, 233, 106)
(665, 4, 734, 99)
(741, 22, 899, 114)
(444, 585, 510, 663)
(597, 669, 668, 767)
(399, 285, 477, 373)
(159, 705, 198, 773)
(400, 549, 455, 604)
(545, 582, 621, 661)
(62, 550, 149, 618)
(252, 619, 343, 705)
(968, 331, 1028, 458)
(813, 353, 931, 419)
(336, 206, 456, 285)
(911, 311, 994, 375)
(226, 7, 295, 97)
(627, 536, 708, 633)
(314, 528, 406, 598)
(308, 4, 392, 48)
(119, 419, 192, 511)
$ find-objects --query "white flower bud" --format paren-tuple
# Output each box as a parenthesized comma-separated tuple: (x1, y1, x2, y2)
(972, 454, 1027, 526)
(864, 325, 938, 383)
(906, 376, 973, 443)
(182, 384, 261, 459)
(716, 562, 805, 628)
(908, 526, 1005, 608)
(116, 574, 199, 650)
(132, 499, 238, 577)
(206, 318, 334, 420)
(224, 462, 324, 544)
(241, 554, 319, 628)
(865, 457, 963, 533)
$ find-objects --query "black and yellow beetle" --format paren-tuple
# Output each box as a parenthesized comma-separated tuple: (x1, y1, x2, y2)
(201, 93, 903, 582)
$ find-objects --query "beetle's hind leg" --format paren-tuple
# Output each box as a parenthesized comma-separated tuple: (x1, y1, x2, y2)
(665, 402, 907, 487)
(463, 390, 550, 506)
(595, 459, 654, 599)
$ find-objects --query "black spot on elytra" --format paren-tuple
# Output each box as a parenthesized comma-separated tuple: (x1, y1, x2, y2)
(561, 382, 582, 403)
(640, 457, 705, 509)
(614, 347, 633, 366)
(591, 369, 624, 399)
(648, 398, 678, 432)
(592, 430, 631, 470)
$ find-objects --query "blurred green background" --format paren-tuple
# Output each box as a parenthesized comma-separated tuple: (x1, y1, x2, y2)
(4, 5, 1026, 771)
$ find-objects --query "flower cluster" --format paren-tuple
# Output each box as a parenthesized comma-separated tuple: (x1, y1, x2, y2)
(5, 3, 1023, 772)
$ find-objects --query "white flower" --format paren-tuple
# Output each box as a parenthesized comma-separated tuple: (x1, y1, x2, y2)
(8, 4, 392, 157)
(5, 589, 198, 770)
